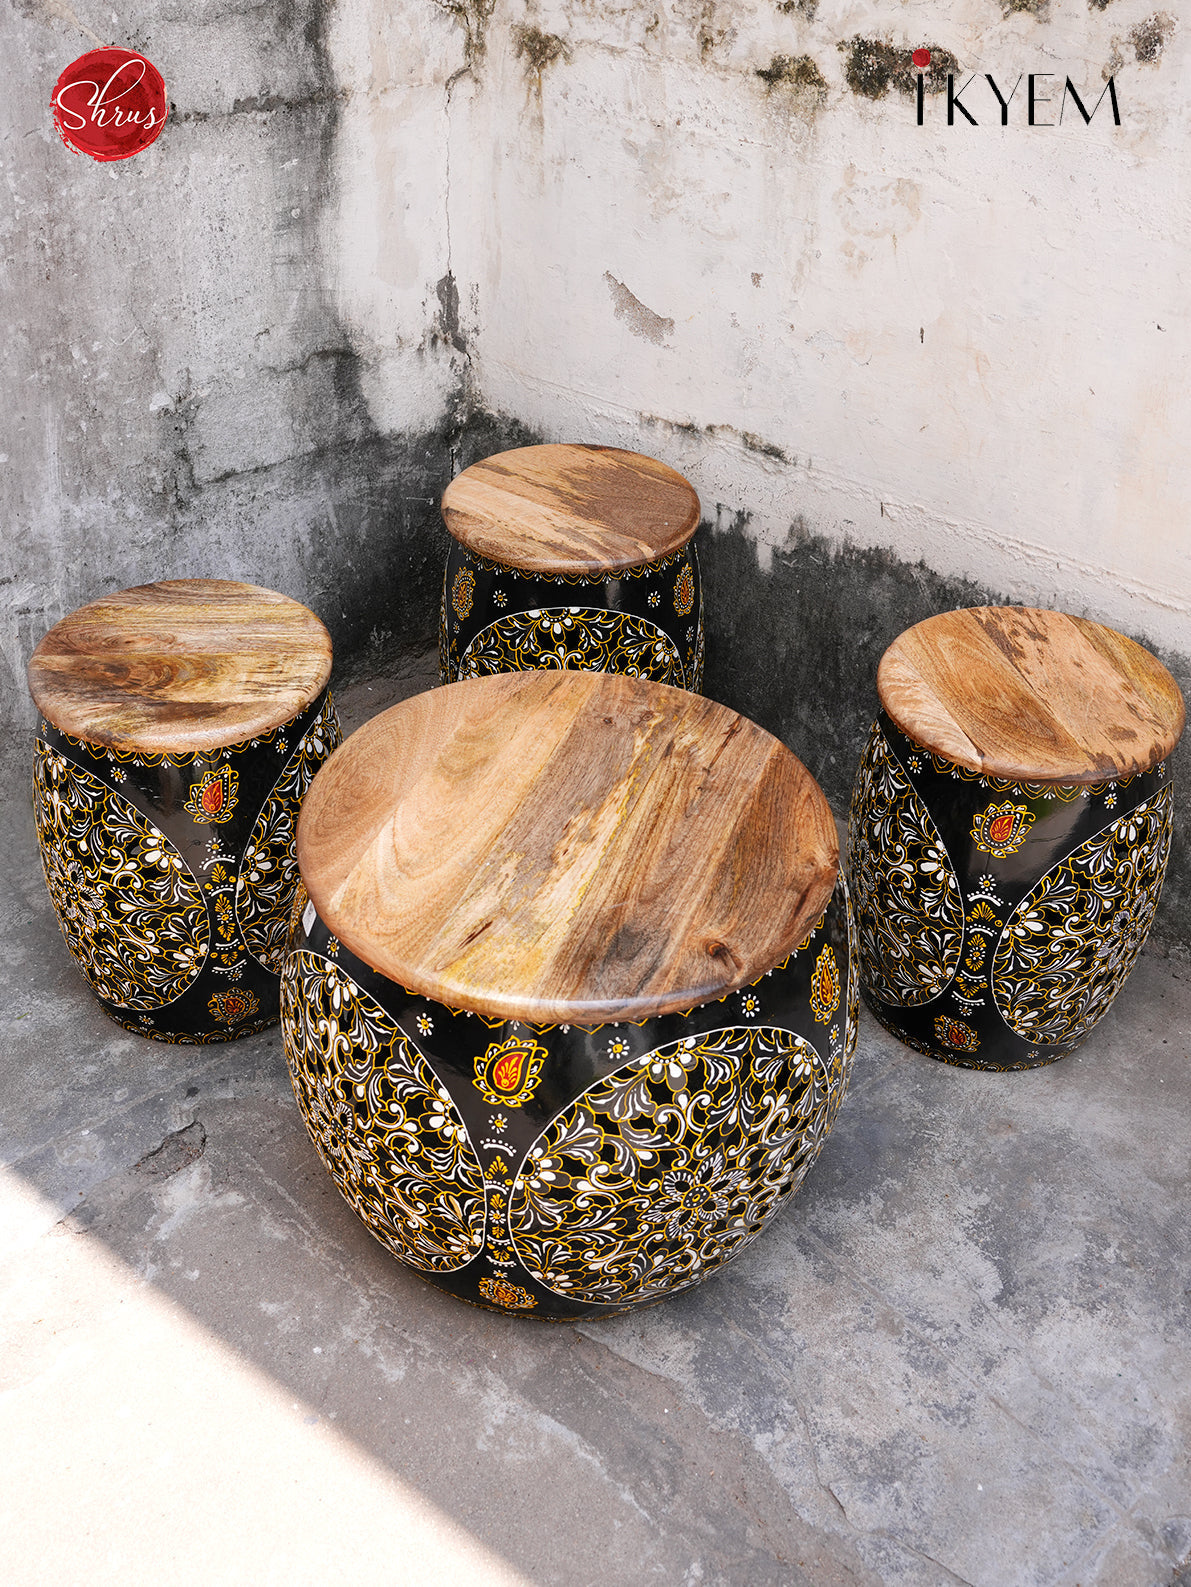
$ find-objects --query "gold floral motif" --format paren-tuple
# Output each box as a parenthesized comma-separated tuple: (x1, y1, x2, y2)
(452, 568, 476, 620)
(34, 743, 210, 1010)
(992, 788, 1173, 1045)
(459, 607, 685, 687)
(472, 1037, 548, 1107)
(848, 726, 964, 1007)
(673, 563, 695, 616)
(283, 952, 487, 1272)
(507, 1025, 843, 1307)
(208, 988, 261, 1025)
(971, 801, 1034, 858)
(461, 548, 686, 582)
(934, 1014, 979, 1052)
(184, 765, 238, 825)
(235, 694, 342, 971)
(478, 1277, 537, 1310)
(808, 944, 840, 1023)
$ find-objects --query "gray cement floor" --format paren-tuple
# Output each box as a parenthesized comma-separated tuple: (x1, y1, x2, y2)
(3, 661, 1190, 1587)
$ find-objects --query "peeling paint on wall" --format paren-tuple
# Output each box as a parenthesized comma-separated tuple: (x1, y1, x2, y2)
(603, 274, 674, 345)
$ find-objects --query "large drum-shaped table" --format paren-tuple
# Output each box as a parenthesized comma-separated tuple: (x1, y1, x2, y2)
(28, 579, 341, 1042)
(848, 606, 1184, 1070)
(284, 671, 856, 1319)
(439, 443, 703, 692)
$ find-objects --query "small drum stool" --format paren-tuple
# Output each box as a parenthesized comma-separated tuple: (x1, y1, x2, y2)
(283, 670, 856, 1319)
(439, 443, 703, 691)
(28, 579, 341, 1043)
(848, 606, 1184, 1071)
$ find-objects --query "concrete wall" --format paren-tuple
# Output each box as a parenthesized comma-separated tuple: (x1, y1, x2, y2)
(0, 0, 469, 779)
(3, 0, 1187, 942)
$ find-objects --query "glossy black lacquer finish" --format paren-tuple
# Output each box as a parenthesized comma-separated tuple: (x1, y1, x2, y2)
(440, 540, 703, 692)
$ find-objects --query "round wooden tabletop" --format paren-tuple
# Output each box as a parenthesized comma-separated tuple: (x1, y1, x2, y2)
(297, 671, 838, 1026)
(878, 607, 1185, 783)
(440, 444, 701, 576)
(28, 579, 333, 754)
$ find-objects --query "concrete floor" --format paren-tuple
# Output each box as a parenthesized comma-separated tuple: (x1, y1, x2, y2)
(3, 661, 1190, 1587)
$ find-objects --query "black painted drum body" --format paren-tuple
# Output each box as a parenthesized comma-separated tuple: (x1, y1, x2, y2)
(282, 878, 856, 1320)
(848, 710, 1175, 1071)
(440, 540, 704, 692)
(33, 690, 341, 1043)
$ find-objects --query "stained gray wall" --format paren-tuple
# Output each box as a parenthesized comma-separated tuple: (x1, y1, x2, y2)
(1, 0, 469, 780)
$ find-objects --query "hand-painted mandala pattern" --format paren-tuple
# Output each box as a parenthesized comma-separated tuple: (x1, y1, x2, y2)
(235, 693, 341, 972)
(459, 607, 685, 686)
(506, 1026, 835, 1307)
(991, 787, 1173, 1044)
(282, 951, 487, 1272)
(33, 743, 210, 1010)
(848, 727, 964, 1007)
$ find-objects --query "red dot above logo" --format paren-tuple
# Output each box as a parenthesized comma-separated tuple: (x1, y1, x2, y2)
(912, 48, 932, 68)
(52, 49, 168, 163)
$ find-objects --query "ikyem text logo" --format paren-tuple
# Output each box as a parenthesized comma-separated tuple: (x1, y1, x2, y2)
(911, 47, 1121, 127)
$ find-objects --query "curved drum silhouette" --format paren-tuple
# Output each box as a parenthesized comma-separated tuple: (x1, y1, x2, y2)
(283, 671, 856, 1319)
(439, 444, 703, 692)
(847, 607, 1184, 1070)
(28, 579, 341, 1042)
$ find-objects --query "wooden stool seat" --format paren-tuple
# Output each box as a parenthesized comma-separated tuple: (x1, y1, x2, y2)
(850, 606, 1184, 1071)
(441, 444, 700, 576)
(297, 670, 835, 1024)
(28, 579, 333, 754)
(877, 606, 1184, 784)
(284, 672, 857, 1319)
(28, 579, 340, 1042)
(439, 445, 704, 691)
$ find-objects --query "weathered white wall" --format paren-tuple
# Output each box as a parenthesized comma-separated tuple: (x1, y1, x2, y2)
(428, 0, 1189, 654)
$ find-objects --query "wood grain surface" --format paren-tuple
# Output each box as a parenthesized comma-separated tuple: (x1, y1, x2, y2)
(297, 671, 838, 1025)
(28, 580, 333, 753)
(878, 607, 1185, 782)
(440, 444, 701, 574)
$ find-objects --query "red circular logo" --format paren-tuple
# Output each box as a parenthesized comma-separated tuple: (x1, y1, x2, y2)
(912, 48, 932, 68)
(51, 49, 167, 162)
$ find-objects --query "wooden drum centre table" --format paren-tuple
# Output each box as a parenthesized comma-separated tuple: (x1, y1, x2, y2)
(439, 444, 703, 691)
(848, 606, 1184, 1070)
(28, 579, 341, 1042)
(284, 671, 856, 1319)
